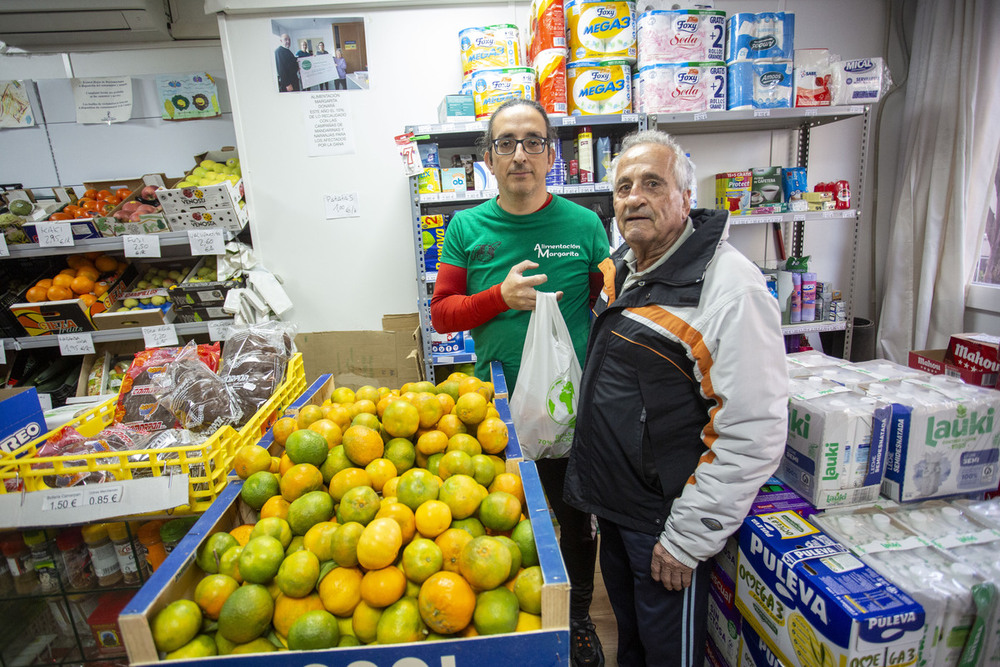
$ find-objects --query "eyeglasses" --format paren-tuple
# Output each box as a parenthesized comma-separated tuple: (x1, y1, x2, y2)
(491, 137, 548, 155)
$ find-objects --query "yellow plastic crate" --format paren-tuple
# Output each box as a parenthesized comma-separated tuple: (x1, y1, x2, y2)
(0, 353, 306, 512)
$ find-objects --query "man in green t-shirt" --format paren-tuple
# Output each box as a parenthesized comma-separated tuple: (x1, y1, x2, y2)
(431, 99, 609, 667)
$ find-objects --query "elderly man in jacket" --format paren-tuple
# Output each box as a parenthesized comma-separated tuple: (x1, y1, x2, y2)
(564, 130, 788, 667)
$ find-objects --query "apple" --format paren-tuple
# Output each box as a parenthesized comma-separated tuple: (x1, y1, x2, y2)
(136, 204, 158, 214)
(151, 296, 166, 306)
(140, 185, 160, 202)
(113, 211, 130, 221)
(122, 201, 140, 213)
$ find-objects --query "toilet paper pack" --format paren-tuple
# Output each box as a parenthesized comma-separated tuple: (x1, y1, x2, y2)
(636, 9, 725, 67)
(727, 61, 793, 110)
(725, 12, 795, 64)
(875, 377, 1000, 502)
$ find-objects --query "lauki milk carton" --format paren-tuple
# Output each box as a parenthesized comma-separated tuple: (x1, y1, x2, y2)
(736, 511, 925, 667)
(872, 376, 1000, 502)
(778, 377, 889, 509)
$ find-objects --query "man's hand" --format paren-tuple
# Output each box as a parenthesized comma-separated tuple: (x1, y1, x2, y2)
(651, 541, 693, 591)
(500, 260, 562, 309)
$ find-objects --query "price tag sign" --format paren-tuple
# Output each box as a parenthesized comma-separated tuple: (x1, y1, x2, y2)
(439, 123, 456, 132)
(36, 222, 74, 248)
(438, 191, 457, 201)
(143, 324, 179, 348)
(188, 228, 225, 256)
(42, 489, 84, 512)
(850, 105, 864, 114)
(58, 332, 95, 356)
(753, 109, 771, 118)
(693, 112, 708, 121)
(805, 109, 819, 117)
(561, 116, 577, 125)
(207, 320, 232, 342)
(822, 211, 836, 219)
(123, 234, 161, 258)
(622, 114, 639, 123)
(793, 214, 806, 222)
(0, 234, 8, 257)
(85, 484, 123, 507)
(422, 193, 440, 203)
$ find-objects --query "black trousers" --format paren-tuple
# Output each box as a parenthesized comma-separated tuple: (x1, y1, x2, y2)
(597, 518, 710, 667)
(333, 78, 347, 90)
(535, 456, 597, 625)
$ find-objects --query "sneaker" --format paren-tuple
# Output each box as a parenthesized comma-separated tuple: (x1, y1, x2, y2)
(571, 620, 605, 667)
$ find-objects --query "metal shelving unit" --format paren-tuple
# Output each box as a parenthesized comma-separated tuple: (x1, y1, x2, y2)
(1, 229, 239, 259)
(1, 320, 231, 352)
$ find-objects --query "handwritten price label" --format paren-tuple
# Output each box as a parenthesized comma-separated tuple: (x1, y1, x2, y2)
(123, 234, 161, 258)
(36, 222, 74, 248)
(324, 192, 360, 219)
(58, 332, 95, 356)
(207, 320, 232, 342)
(753, 109, 771, 118)
(188, 229, 225, 256)
(85, 484, 123, 507)
(143, 324, 179, 348)
(42, 489, 83, 512)
(0, 234, 8, 257)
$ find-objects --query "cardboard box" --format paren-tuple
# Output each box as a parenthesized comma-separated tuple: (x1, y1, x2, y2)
(749, 476, 819, 519)
(87, 591, 133, 656)
(749, 167, 782, 208)
(417, 167, 441, 194)
(295, 314, 421, 388)
(945, 333, 999, 386)
(21, 217, 103, 243)
(92, 174, 177, 237)
(706, 562, 741, 667)
(75, 341, 143, 398)
(441, 167, 468, 193)
(735, 511, 925, 667)
(438, 94, 476, 122)
(907, 348, 996, 387)
(157, 149, 247, 232)
(0, 387, 47, 455)
(9, 264, 137, 336)
(715, 171, 752, 211)
(738, 621, 785, 667)
(168, 256, 245, 308)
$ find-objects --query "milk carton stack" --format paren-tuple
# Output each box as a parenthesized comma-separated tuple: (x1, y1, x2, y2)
(634, 8, 727, 114)
(725, 12, 795, 110)
(459, 24, 534, 120)
(562, 0, 635, 115)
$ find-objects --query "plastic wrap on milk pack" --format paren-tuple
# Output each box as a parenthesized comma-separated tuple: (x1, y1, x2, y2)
(638, 62, 726, 113)
(727, 60, 792, 110)
(725, 12, 795, 63)
(831, 57, 889, 105)
(636, 9, 725, 68)
(567, 59, 632, 115)
(460, 25, 522, 78)
(566, 0, 637, 63)
(528, 0, 568, 63)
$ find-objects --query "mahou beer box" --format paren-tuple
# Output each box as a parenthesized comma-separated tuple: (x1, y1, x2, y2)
(735, 511, 925, 667)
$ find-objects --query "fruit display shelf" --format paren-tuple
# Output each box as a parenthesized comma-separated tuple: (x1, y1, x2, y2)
(0, 228, 242, 259)
(2, 320, 235, 350)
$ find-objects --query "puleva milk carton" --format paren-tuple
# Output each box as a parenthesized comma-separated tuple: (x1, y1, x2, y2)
(873, 376, 1000, 502)
(736, 512, 925, 667)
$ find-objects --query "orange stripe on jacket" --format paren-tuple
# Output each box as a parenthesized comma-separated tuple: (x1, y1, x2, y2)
(598, 257, 616, 309)
(626, 306, 722, 456)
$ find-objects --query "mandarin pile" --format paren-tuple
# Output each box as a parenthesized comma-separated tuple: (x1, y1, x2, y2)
(23, 252, 125, 307)
(152, 373, 546, 658)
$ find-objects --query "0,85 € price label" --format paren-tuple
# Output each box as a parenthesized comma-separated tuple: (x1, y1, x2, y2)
(58, 332, 95, 356)
(124, 234, 161, 258)
(42, 489, 83, 512)
(143, 324, 178, 348)
(86, 484, 123, 507)
(188, 228, 225, 256)
(36, 222, 75, 248)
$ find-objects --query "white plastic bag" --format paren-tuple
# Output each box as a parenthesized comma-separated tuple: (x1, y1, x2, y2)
(509, 292, 582, 460)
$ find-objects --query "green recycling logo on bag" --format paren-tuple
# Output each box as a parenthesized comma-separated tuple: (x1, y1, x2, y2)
(547, 377, 577, 426)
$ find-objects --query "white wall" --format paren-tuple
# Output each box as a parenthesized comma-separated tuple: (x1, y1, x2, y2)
(0, 1, 890, 336)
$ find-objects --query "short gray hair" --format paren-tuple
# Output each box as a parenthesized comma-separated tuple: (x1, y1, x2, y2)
(610, 130, 694, 193)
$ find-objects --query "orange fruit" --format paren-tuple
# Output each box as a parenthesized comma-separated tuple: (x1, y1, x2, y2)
(353, 399, 377, 417)
(218, 546, 243, 583)
(240, 471, 280, 510)
(438, 474, 482, 521)
(436, 414, 468, 438)
(330, 522, 364, 568)
(331, 387, 356, 405)
(417, 570, 476, 634)
(473, 586, 519, 635)
(52, 273, 73, 288)
(351, 600, 383, 644)
(412, 392, 444, 429)
(436, 393, 456, 416)
(276, 549, 320, 598)
(478, 491, 522, 533)
(47, 285, 73, 301)
(79, 294, 98, 307)
(272, 591, 325, 637)
(455, 392, 488, 426)
(297, 404, 324, 430)
(303, 521, 339, 562)
(416, 429, 448, 456)
(489, 473, 526, 514)
(360, 566, 407, 608)
(76, 266, 99, 282)
(250, 517, 293, 548)
(194, 573, 240, 620)
(351, 412, 381, 431)
(278, 453, 294, 475)
(513, 566, 543, 614)
(280, 463, 324, 502)
(356, 517, 403, 570)
(319, 445, 354, 484)
(511, 520, 538, 567)
(395, 468, 441, 511)
(238, 535, 285, 584)
(336, 485, 381, 526)
(384, 438, 416, 475)
(324, 404, 353, 431)
(437, 450, 475, 480)
(288, 490, 335, 536)
(494, 535, 522, 581)
(26, 286, 49, 303)
(95, 255, 118, 272)
(471, 454, 498, 487)
(318, 566, 363, 616)
(271, 417, 298, 447)
(475, 417, 509, 455)
(285, 429, 329, 467)
(382, 476, 401, 499)
(234, 445, 272, 479)
(287, 609, 340, 650)
(328, 467, 372, 503)
(374, 500, 416, 545)
(260, 495, 291, 521)
(151, 599, 203, 652)
(70, 275, 94, 295)
(459, 536, 512, 591)
(342, 425, 384, 467)
(376, 596, 426, 645)
(308, 419, 343, 448)
(401, 537, 443, 584)
(229, 524, 255, 546)
(92, 281, 110, 297)
(376, 394, 401, 419)
(446, 433, 482, 457)
(382, 400, 420, 439)
(355, 385, 380, 404)
(365, 458, 399, 494)
(434, 528, 473, 573)
(414, 499, 452, 539)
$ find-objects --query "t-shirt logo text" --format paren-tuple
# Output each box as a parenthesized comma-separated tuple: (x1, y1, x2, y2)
(534, 243, 582, 258)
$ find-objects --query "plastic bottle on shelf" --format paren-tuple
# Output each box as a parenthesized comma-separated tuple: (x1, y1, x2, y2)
(22, 529, 59, 593)
(55, 528, 95, 590)
(0, 532, 36, 595)
(137, 520, 167, 574)
(107, 522, 144, 585)
(81, 523, 123, 587)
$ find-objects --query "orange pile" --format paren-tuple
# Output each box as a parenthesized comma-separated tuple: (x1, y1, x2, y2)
(24, 252, 125, 308)
(48, 187, 132, 221)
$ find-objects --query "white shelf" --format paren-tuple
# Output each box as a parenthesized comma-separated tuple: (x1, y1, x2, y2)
(1, 228, 241, 259)
(729, 209, 857, 226)
(782, 320, 847, 335)
(2, 320, 231, 350)
(649, 105, 866, 135)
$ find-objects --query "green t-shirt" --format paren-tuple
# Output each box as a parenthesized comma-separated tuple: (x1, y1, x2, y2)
(440, 195, 609, 391)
